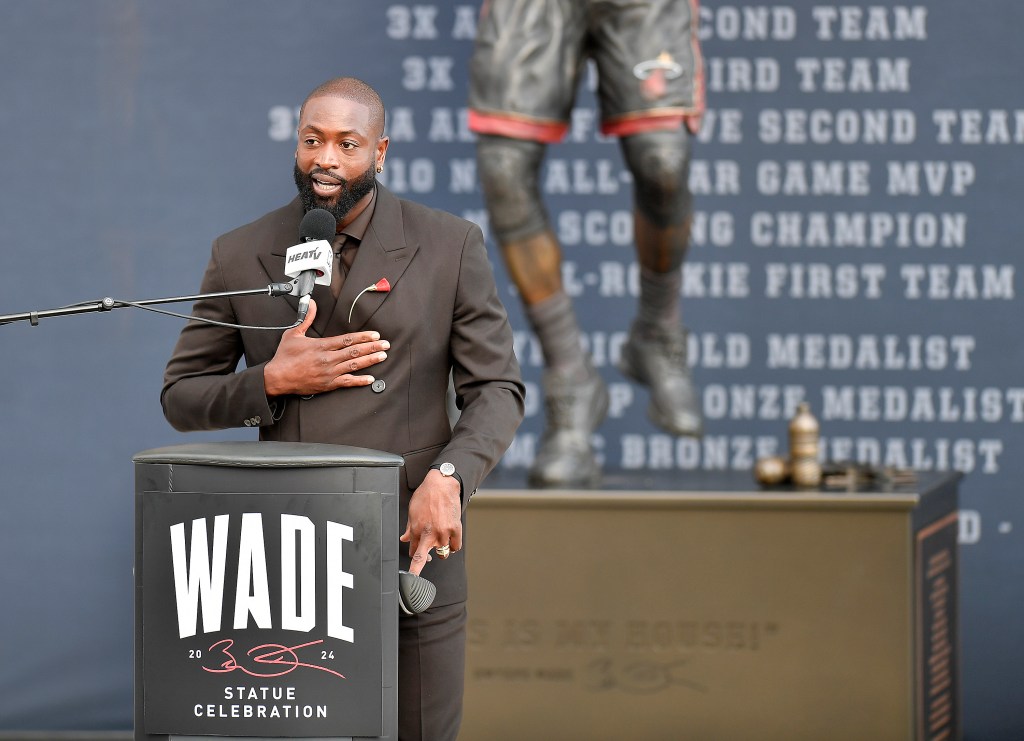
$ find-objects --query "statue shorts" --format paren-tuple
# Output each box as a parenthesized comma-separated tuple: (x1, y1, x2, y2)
(468, 0, 705, 143)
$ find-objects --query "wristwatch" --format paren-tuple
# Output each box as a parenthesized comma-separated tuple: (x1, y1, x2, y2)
(433, 462, 456, 477)
(430, 462, 464, 500)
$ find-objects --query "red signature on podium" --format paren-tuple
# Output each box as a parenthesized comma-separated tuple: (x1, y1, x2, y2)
(202, 638, 346, 680)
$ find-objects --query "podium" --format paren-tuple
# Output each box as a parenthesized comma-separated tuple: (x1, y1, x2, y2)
(133, 442, 403, 740)
(460, 470, 961, 741)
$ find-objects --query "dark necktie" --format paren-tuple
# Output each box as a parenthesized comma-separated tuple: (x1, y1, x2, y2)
(330, 235, 358, 299)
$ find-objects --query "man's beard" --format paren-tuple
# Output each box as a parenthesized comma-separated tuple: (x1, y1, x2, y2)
(294, 162, 376, 222)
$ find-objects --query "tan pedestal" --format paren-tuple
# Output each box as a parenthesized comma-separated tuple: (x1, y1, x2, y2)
(460, 471, 960, 741)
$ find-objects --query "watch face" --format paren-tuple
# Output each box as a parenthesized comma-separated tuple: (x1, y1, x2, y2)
(439, 462, 456, 476)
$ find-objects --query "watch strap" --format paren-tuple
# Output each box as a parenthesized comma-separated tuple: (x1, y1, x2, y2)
(429, 462, 464, 501)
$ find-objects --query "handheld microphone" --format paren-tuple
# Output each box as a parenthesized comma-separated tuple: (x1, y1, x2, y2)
(398, 570, 437, 615)
(285, 208, 337, 321)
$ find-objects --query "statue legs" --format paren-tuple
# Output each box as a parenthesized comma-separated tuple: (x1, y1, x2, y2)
(616, 128, 703, 437)
(477, 135, 609, 487)
(477, 128, 701, 488)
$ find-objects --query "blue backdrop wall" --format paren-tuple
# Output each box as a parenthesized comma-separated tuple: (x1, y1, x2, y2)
(0, 2, 1021, 738)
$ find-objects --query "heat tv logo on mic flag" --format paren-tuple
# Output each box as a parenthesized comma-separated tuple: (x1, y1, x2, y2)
(286, 248, 325, 264)
(284, 241, 333, 286)
(287, 207, 338, 289)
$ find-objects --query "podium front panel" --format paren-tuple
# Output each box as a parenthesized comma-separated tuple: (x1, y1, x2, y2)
(134, 442, 402, 740)
(142, 490, 383, 736)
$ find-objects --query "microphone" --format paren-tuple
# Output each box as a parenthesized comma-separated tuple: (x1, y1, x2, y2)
(285, 208, 337, 321)
(398, 570, 437, 615)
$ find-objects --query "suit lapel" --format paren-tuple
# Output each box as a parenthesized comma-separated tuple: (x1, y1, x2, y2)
(334, 186, 418, 332)
(255, 190, 417, 336)
(258, 197, 306, 324)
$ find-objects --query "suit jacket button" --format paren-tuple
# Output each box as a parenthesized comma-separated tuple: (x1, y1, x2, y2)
(243, 419, 252, 427)
(371, 379, 386, 393)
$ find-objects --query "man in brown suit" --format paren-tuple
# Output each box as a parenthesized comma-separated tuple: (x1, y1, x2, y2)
(161, 77, 525, 741)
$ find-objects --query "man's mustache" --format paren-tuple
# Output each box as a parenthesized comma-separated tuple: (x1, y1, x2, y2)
(309, 168, 346, 186)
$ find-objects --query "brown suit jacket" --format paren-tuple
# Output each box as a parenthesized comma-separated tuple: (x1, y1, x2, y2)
(162, 186, 525, 604)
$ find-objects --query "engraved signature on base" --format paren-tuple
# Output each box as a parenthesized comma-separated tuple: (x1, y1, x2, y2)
(584, 656, 708, 695)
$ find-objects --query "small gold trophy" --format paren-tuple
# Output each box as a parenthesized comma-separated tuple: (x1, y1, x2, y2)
(788, 401, 822, 488)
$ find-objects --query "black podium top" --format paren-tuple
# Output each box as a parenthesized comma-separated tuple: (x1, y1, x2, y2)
(133, 440, 404, 469)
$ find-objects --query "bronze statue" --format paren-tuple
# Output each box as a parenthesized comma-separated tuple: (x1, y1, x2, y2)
(469, 0, 706, 487)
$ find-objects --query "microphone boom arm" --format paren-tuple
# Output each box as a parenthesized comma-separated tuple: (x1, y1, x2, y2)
(0, 282, 296, 327)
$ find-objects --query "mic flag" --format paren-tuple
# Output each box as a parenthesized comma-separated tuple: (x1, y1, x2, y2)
(284, 242, 333, 287)
(285, 208, 337, 289)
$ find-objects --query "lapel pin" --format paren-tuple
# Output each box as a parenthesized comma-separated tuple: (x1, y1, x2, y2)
(349, 277, 392, 323)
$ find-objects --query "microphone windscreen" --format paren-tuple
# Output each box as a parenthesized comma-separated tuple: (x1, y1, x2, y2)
(397, 570, 437, 615)
(300, 207, 337, 242)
